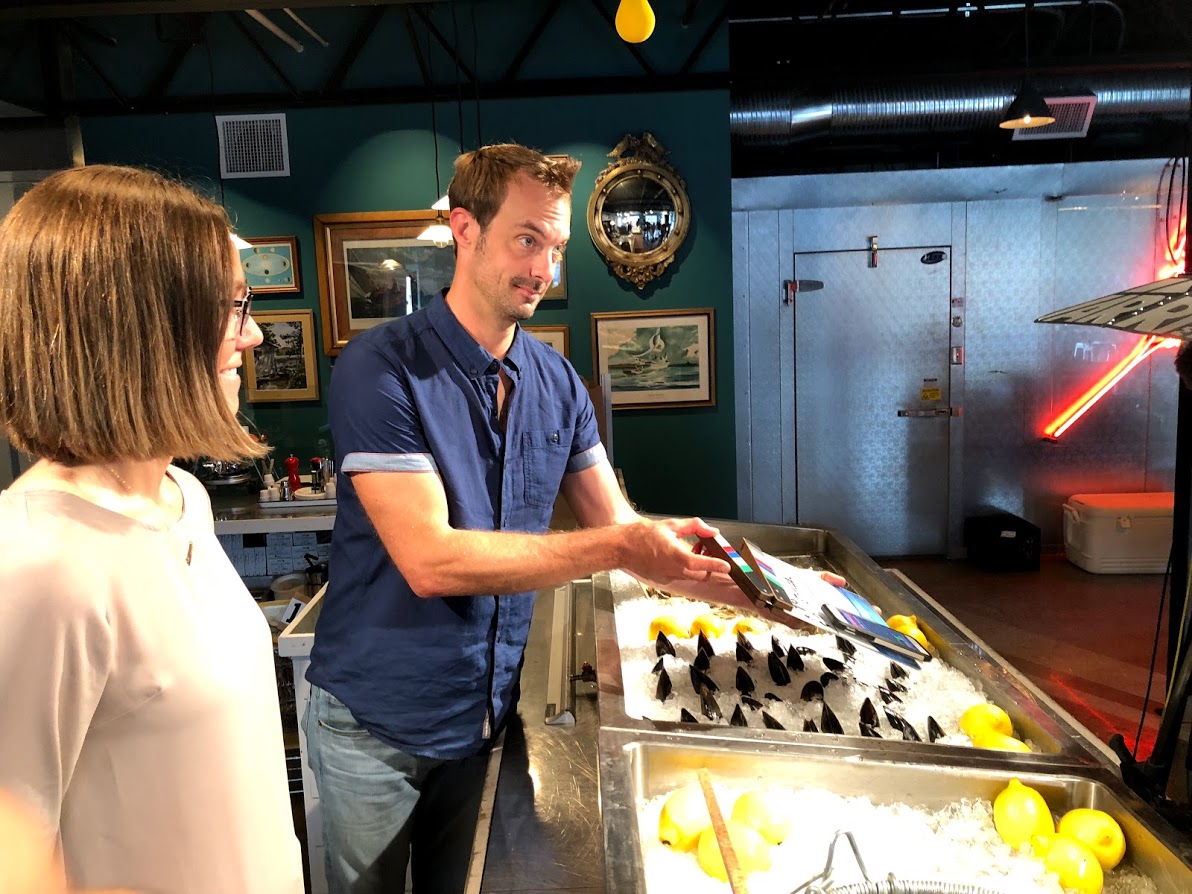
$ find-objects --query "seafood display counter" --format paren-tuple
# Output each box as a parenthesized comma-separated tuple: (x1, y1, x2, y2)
(591, 519, 1192, 892)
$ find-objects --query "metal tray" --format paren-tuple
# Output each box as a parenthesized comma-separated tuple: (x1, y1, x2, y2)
(598, 727, 1192, 894)
(593, 518, 1112, 769)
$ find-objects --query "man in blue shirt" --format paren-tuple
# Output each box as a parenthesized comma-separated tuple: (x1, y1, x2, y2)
(304, 144, 733, 894)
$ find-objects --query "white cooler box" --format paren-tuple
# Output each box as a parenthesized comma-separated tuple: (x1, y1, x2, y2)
(1062, 492, 1173, 574)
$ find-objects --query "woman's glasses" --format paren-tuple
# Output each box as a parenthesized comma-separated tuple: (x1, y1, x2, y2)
(231, 287, 253, 336)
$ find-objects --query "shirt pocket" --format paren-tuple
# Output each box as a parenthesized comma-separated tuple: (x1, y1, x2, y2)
(521, 428, 570, 508)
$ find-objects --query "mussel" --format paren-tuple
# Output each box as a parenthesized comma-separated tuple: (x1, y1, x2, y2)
(927, 716, 945, 743)
(697, 631, 716, 659)
(730, 704, 749, 727)
(901, 721, 923, 742)
(836, 636, 857, 659)
(679, 708, 698, 723)
(823, 656, 846, 673)
(860, 697, 879, 729)
(800, 680, 825, 702)
(764, 692, 784, 703)
(736, 631, 755, 654)
(884, 710, 905, 732)
(859, 723, 883, 738)
(693, 649, 712, 672)
(762, 711, 786, 730)
(890, 662, 908, 680)
(651, 657, 665, 674)
(876, 687, 902, 705)
(655, 631, 676, 658)
(820, 702, 844, 735)
(885, 677, 908, 694)
(802, 719, 819, 733)
(741, 695, 765, 711)
(655, 668, 672, 702)
(699, 684, 723, 722)
(770, 636, 785, 658)
(785, 648, 805, 673)
(767, 652, 792, 686)
(735, 641, 754, 664)
(689, 665, 719, 695)
(820, 672, 839, 688)
(735, 667, 756, 695)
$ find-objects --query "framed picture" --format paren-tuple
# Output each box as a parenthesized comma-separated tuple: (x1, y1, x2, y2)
(523, 324, 570, 358)
(543, 253, 566, 301)
(591, 308, 715, 410)
(314, 211, 456, 356)
(244, 309, 320, 402)
(238, 236, 300, 293)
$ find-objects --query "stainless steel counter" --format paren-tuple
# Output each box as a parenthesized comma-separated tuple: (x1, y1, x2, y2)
(209, 489, 335, 535)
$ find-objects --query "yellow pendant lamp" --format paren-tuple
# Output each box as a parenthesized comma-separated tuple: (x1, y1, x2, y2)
(616, 0, 655, 44)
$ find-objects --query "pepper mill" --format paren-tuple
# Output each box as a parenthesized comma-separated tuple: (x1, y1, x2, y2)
(285, 454, 302, 496)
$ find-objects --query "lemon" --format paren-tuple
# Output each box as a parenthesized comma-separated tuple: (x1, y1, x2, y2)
(993, 779, 1054, 848)
(730, 790, 793, 845)
(887, 614, 931, 651)
(733, 616, 768, 636)
(959, 703, 1015, 738)
(648, 614, 691, 640)
(1058, 809, 1126, 871)
(695, 820, 772, 881)
(971, 729, 1032, 753)
(691, 613, 728, 639)
(1032, 832, 1104, 894)
(657, 785, 711, 852)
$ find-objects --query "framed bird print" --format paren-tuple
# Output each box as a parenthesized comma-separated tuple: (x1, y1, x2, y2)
(238, 236, 301, 293)
(590, 308, 715, 410)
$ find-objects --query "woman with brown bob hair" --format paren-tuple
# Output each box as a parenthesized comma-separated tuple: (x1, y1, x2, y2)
(0, 165, 303, 894)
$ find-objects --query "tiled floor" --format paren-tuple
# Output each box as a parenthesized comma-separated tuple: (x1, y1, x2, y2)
(888, 554, 1191, 799)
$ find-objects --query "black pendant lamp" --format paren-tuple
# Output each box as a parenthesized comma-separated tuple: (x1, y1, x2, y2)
(1000, 83, 1056, 130)
(1000, 4, 1055, 130)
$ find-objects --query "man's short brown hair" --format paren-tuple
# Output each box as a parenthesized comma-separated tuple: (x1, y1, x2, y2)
(0, 164, 264, 464)
(448, 144, 581, 230)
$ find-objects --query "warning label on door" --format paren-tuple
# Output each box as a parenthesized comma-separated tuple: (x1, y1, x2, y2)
(920, 378, 942, 402)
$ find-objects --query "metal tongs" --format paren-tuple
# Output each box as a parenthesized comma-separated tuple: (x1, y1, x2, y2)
(696, 534, 795, 614)
(787, 830, 873, 894)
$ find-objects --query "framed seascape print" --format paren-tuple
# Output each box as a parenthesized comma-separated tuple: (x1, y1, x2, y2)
(543, 253, 566, 301)
(523, 324, 570, 358)
(590, 308, 715, 410)
(314, 210, 457, 356)
(238, 236, 300, 293)
(244, 309, 320, 402)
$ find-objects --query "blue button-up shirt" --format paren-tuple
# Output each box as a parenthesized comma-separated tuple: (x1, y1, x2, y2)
(307, 297, 604, 759)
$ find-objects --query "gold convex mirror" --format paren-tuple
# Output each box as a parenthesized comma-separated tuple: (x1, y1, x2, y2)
(587, 133, 690, 289)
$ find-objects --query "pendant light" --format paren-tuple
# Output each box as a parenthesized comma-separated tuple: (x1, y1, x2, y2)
(615, 0, 655, 44)
(999, 4, 1054, 130)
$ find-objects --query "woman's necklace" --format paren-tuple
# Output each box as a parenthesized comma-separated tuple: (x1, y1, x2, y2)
(103, 464, 193, 566)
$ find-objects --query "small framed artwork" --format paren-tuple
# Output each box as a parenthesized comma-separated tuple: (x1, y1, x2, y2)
(244, 309, 320, 402)
(238, 236, 300, 293)
(543, 254, 566, 301)
(314, 211, 456, 356)
(590, 308, 715, 410)
(523, 324, 570, 358)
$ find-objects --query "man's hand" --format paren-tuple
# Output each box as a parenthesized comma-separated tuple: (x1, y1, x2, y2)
(619, 517, 730, 586)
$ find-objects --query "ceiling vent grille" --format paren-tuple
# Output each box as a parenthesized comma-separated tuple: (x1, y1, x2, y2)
(215, 113, 289, 179)
(1011, 94, 1097, 141)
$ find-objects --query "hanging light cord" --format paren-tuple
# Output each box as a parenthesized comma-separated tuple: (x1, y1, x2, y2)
(424, 12, 441, 200)
(471, 0, 482, 146)
(451, 0, 465, 152)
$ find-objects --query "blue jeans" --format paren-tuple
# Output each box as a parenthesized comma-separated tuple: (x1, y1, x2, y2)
(303, 685, 489, 894)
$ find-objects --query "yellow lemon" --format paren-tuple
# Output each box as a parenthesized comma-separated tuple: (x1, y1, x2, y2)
(733, 616, 768, 636)
(730, 790, 793, 845)
(691, 613, 728, 639)
(1032, 833, 1104, 894)
(971, 729, 1032, 753)
(1058, 809, 1126, 871)
(648, 614, 691, 640)
(657, 785, 710, 852)
(695, 820, 772, 881)
(887, 614, 931, 651)
(959, 703, 1015, 738)
(993, 779, 1054, 849)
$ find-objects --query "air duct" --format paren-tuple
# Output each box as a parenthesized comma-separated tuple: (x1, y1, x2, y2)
(731, 70, 1191, 147)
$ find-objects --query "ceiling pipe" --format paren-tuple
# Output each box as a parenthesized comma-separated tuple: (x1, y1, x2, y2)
(729, 0, 1125, 26)
(731, 69, 1191, 146)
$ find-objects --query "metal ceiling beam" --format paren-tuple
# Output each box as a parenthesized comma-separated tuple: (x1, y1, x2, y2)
(25, 71, 730, 117)
(228, 11, 299, 97)
(400, 6, 430, 86)
(146, 27, 199, 98)
(63, 24, 128, 105)
(503, 0, 563, 83)
(412, 5, 475, 84)
(323, 5, 387, 94)
(0, 1, 446, 23)
(679, 3, 727, 76)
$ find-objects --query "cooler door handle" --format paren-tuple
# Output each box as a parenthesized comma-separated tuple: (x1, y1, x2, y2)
(897, 407, 958, 418)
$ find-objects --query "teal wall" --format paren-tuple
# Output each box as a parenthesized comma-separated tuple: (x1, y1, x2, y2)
(81, 90, 735, 518)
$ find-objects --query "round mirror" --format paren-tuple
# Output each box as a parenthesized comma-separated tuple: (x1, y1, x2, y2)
(587, 134, 690, 289)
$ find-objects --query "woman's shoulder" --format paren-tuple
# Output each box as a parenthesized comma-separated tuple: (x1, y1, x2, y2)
(169, 465, 214, 517)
